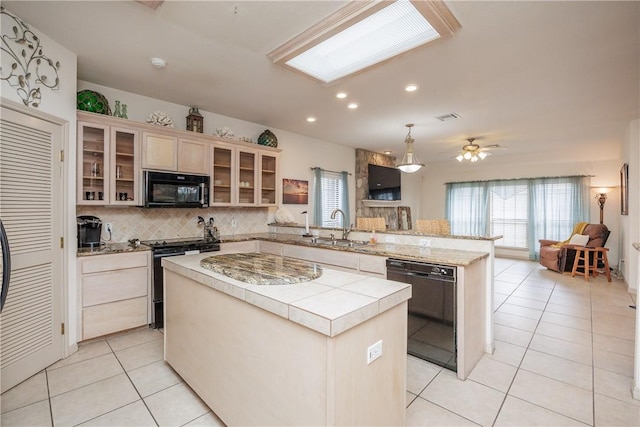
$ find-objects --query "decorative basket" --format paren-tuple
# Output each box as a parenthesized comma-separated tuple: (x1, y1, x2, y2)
(77, 90, 111, 115)
(258, 129, 278, 148)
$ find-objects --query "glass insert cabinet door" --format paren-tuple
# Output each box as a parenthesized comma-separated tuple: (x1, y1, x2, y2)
(110, 127, 139, 205)
(260, 153, 278, 205)
(236, 149, 257, 205)
(78, 122, 109, 205)
(211, 144, 234, 205)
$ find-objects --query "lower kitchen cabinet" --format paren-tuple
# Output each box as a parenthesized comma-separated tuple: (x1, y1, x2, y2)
(78, 251, 151, 341)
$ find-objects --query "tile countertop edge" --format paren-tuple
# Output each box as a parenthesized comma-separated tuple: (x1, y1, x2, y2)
(220, 233, 490, 266)
(162, 254, 411, 338)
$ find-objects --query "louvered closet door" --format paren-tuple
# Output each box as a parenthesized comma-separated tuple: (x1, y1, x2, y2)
(0, 106, 64, 393)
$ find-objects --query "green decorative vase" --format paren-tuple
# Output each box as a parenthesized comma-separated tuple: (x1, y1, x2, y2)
(258, 129, 278, 148)
(77, 90, 111, 115)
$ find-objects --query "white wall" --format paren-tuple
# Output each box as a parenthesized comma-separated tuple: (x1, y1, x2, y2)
(419, 150, 624, 266)
(78, 81, 357, 226)
(1, 8, 78, 352)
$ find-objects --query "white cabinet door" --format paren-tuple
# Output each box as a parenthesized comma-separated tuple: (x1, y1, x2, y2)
(142, 132, 178, 171)
(178, 139, 209, 174)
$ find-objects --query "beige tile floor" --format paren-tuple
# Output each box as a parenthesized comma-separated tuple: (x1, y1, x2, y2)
(1, 259, 638, 426)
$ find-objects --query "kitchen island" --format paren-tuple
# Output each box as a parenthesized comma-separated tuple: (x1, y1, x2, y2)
(162, 252, 411, 426)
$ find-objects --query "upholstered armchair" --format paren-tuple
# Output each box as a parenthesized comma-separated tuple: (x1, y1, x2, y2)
(539, 224, 610, 272)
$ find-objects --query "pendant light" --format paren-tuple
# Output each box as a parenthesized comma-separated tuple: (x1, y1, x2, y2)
(397, 123, 425, 173)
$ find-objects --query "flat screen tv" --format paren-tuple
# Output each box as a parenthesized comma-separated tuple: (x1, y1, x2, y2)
(368, 164, 401, 201)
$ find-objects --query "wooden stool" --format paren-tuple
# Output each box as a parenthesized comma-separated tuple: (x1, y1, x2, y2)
(571, 247, 595, 281)
(591, 247, 612, 282)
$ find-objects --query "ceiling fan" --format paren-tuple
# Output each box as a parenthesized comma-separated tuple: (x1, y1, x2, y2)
(456, 138, 505, 162)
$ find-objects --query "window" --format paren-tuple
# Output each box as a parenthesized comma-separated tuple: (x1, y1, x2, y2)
(446, 176, 590, 259)
(490, 183, 528, 248)
(312, 169, 350, 228)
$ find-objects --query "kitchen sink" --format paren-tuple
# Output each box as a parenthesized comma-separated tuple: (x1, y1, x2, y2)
(305, 237, 368, 247)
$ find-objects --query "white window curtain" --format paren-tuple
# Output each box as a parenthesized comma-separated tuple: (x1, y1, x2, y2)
(312, 168, 350, 227)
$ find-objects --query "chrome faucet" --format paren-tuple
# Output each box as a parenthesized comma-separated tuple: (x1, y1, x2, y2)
(330, 209, 352, 240)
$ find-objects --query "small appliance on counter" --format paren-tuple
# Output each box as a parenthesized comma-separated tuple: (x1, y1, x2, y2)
(77, 215, 102, 249)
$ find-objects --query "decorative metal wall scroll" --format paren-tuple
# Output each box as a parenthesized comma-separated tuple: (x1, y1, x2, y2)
(1, 7, 61, 107)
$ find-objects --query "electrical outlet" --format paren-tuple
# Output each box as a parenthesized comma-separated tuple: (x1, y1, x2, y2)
(231, 219, 237, 228)
(367, 340, 383, 364)
(105, 223, 113, 234)
(419, 238, 431, 247)
(385, 235, 396, 243)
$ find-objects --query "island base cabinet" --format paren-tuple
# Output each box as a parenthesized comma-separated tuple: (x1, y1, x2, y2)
(164, 270, 406, 426)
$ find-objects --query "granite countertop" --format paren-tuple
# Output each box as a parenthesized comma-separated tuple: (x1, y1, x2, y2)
(163, 253, 411, 337)
(201, 252, 322, 285)
(221, 233, 489, 266)
(77, 242, 151, 257)
(269, 223, 502, 241)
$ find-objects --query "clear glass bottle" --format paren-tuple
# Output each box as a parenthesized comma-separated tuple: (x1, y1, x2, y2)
(121, 104, 128, 119)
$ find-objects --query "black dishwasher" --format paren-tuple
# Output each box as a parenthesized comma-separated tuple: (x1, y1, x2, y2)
(386, 258, 457, 371)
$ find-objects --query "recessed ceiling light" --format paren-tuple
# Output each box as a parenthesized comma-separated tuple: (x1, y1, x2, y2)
(306, 117, 317, 122)
(405, 83, 419, 92)
(336, 92, 348, 99)
(151, 57, 166, 69)
(347, 103, 358, 109)
(384, 151, 392, 155)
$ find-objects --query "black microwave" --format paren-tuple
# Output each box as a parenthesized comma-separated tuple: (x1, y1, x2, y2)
(144, 171, 209, 208)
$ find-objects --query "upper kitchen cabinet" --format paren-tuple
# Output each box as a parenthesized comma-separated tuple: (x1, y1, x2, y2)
(259, 152, 279, 206)
(141, 132, 178, 171)
(211, 142, 235, 206)
(178, 139, 209, 175)
(77, 112, 140, 205)
(141, 133, 209, 175)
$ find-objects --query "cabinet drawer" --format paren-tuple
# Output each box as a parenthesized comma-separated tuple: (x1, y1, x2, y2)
(83, 267, 148, 307)
(81, 251, 149, 274)
(358, 254, 386, 275)
(83, 297, 148, 340)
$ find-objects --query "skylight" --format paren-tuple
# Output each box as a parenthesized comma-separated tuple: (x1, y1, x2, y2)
(269, 0, 460, 84)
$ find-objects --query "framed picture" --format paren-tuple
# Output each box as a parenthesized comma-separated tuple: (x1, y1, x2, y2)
(620, 163, 629, 215)
(397, 206, 412, 230)
(282, 179, 308, 204)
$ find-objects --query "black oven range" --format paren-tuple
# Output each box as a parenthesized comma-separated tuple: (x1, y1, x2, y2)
(141, 237, 221, 328)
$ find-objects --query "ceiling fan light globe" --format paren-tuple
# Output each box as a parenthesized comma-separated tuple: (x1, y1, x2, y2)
(471, 156, 478, 162)
(463, 151, 471, 160)
(478, 152, 487, 159)
(456, 154, 463, 162)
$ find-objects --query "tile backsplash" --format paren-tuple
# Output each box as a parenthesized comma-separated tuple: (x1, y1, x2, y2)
(76, 206, 270, 242)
